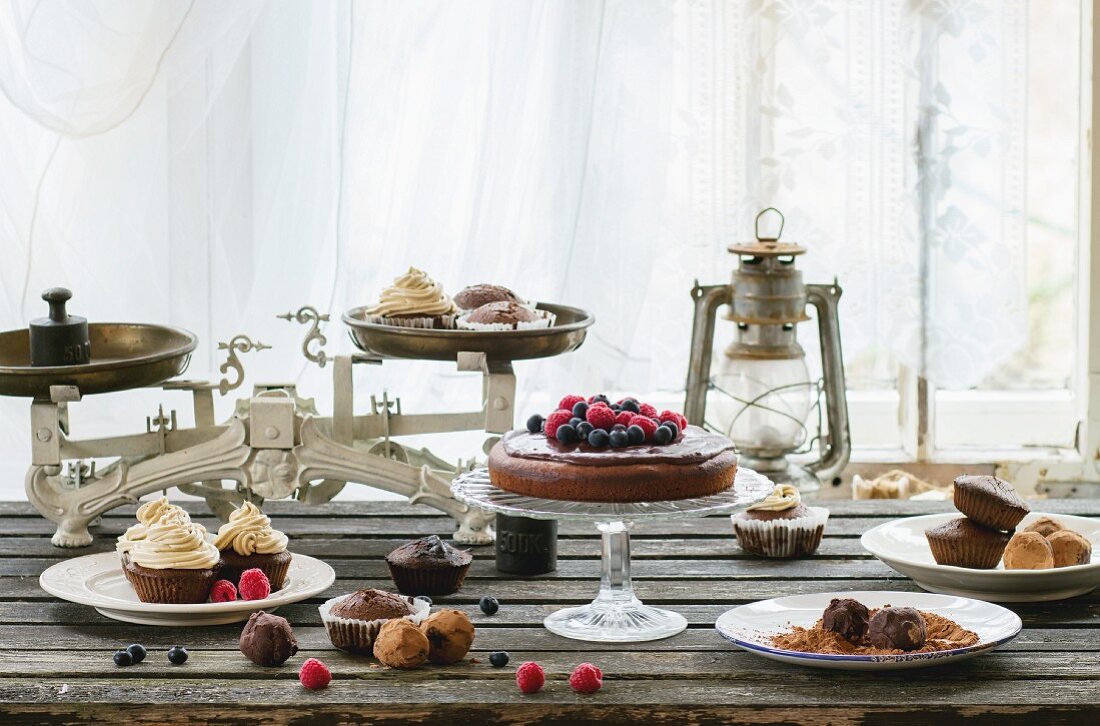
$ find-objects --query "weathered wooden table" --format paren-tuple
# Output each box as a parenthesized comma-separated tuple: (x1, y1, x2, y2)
(2, 498, 1098, 724)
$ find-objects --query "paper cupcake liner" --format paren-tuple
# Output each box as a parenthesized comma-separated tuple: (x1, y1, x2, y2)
(319, 593, 430, 654)
(731, 507, 829, 558)
(364, 313, 455, 330)
(455, 309, 556, 331)
(927, 524, 1007, 569)
(219, 552, 292, 592)
(953, 486, 1026, 531)
(124, 562, 220, 604)
(387, 560, 471, 596)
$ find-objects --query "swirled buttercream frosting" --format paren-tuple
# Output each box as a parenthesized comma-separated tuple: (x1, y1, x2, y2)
(366, 267, 456, 318)
(213, 501, 289, 556)
(131, 510, 220, 570)
(746, 484, 801, 512)
(117, 497, 187, 555)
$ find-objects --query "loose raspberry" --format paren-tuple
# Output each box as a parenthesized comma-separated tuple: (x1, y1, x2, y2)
(638, 403, 658, 418)
(544, 409, 573, 440)
(558, 395, 585, 412)
(569, 662, 603, 694)
(238, 568, 271, 601)
(615, 411, 633, 427)
(585, 405, 616, 431)
(516, 661, 545, 694)
(628, 415, 658, 441)
(299, 657, 332, 690)
(209, 579, 237, 603)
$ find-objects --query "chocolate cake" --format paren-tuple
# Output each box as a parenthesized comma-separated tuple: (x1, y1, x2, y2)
(488, 426, 738, 503)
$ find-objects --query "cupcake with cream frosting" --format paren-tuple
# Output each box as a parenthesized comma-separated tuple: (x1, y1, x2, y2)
(213, 501, 291, 590)
(730, 484, 829, 558)
(123, 510, 222, 604)
(364, 267, 457, 329)
(116, 496, 187, 566)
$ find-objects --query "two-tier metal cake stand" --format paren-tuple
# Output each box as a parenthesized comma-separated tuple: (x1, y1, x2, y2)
(452, 467, 772, 642)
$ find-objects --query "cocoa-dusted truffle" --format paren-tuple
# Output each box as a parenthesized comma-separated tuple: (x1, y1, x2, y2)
(466, 301, 539, 325)
(373, 618, 429, 669)
(821, 598, 870, 644)
(1023, 516, 1065, 538)
(1047, 529, 1092, 567)
(453, 284, 521, 311)
(420, 609, 475, 665)
(868, 607, 926, 651)
(239, 611, 298, 667)
(331, 588, 415, 621)
(1003, 531, 1054, 570)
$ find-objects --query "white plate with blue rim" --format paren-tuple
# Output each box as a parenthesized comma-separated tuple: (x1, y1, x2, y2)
(715, 591, 1021, 671)
(862, 512, 1100, 602)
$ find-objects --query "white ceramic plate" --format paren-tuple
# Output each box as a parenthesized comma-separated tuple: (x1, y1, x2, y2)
(715, 591, 1021, 671)
(862, 512, 1100, 602)
(39, 552, 336, 626)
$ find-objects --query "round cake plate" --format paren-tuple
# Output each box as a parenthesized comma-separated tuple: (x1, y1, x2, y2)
(341, 302, 593, 362)
(452, 467, 774, 643)
(0, 323, 198, 397)
(39, 552, 335, 626)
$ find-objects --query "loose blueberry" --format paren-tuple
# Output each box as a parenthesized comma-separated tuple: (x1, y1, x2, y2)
(609, 430, 629, 448)
(626, 425, 645, 445)
(620, 400, 640, 414)
(126, 644, 147, 664)
(167, 646, 188, 665)
(489, 651, 510, 667)
(587, 429, 610, 448)
(113, 650, 133, 667)
(663, 421, 680, 439)
(572, 401, 588, 418)
(576, 421, 594, 438)
(480, 596, 500, 615)
(591, 394, 610, 405)
(555, 424, 578, 444)
(653, 425, 673, 445)
(611, 423, 627, 432)
(415, 595, 433, 606)
(526, 414, 544, 434)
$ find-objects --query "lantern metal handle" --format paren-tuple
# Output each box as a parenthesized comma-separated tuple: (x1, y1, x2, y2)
(755, 208, 785, 242)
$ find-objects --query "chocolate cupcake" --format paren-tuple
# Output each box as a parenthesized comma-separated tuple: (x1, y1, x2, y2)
(319, 588, 430, 654)
(213, 501, 291, 590)
(925, 517, 1011, 569)
(386, 535, 473, 596)
(453, 284, 522, 311)
(730, 485, 828, 558)
(952, 475, 1029, 531)
(123, 510, 221, 604)
(364, 267, 457, 329)
(456, 301, 555, 331)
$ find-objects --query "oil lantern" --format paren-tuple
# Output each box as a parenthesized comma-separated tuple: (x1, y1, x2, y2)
(684, 209, 851, 492)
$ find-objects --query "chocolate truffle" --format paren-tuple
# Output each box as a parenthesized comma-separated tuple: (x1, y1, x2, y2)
(925, 517, 1012, 569)
(420, 609, 476, 665)
(1003, 531, 1054, 570)
(952, 475, 1029, 531)
(386, 535, 473, 596)
(453, 284, 521, 311)
(1047, 529, 1092, 567)
(821, 598, 870, 644)
(239, 611, 298, 667)
(868, 607, 927, 651)
(1023, 516, 1065, 538)
(373, 618, 429, 669)
(331, 588, 415, 621)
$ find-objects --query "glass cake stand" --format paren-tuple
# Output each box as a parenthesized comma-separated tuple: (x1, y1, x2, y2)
(451, 467, 773, 643)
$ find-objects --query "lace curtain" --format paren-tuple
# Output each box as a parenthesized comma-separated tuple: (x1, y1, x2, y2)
(0, 0, 1027, 490)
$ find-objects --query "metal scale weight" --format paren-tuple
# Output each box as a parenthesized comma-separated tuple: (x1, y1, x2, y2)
(0, 289, 593, 547)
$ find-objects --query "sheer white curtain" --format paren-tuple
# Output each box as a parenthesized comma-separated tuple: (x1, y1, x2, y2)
(0, 0, 1026, 493)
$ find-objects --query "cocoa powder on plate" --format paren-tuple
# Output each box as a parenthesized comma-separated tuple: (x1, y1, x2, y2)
(768, 608, 978, 656)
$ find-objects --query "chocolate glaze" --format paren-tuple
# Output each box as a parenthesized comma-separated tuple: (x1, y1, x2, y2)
(501, 426, 733, 467)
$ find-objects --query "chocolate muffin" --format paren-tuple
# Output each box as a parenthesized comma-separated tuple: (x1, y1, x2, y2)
(925, 517, 1012, 569)
(952, 475, 1029, 531)
(318, 588, 429, 654)
(453, 284, 521, 311)
(386, 535, 472, 596)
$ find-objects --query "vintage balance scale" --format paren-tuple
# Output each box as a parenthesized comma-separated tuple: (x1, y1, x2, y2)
(0, 288, 592, 548)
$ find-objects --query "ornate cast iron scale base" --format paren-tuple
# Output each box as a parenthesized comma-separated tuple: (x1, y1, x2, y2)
(2, 303, 593, 548)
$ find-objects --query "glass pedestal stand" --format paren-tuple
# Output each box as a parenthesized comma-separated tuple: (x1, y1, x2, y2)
(451, 467, 773, 643)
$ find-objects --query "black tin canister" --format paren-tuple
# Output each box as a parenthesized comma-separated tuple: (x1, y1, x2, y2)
(495, 514, 557, 575)
(29, 288, 91, 367)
